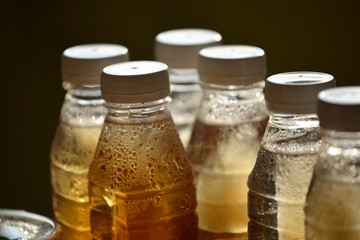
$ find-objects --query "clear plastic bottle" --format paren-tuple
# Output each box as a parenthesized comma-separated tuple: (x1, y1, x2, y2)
(0, 209, 58, 240)
(50, 44, 129, 240)
(187, 45, 268, 240)
(248, 72, 335, 240)
(305, 87, 360, 240)
(88, 61, 198, 240)
(154, 29, 222, 149)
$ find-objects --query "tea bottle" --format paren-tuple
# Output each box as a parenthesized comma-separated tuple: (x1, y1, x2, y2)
(88, 61, 198, 240)
(50, 43, 129, 239)
(154, 28, 222, 148)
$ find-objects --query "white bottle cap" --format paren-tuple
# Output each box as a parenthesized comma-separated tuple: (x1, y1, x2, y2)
(101, 61, 170, 103)
(198, 45, 266, 85)
(318, 86, 360, 131)
(61, 43, 129, 84)
(265, 72, 335, 114)
(154, 28, 222, 68)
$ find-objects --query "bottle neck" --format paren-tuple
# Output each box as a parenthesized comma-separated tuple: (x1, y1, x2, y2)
(197, 81, 267, 125)
(63, 81, 103, 104)
(169, 68, 201, 93)
(169, 68, 199, 84)
(201, 81, 265, 98)
(60, 82, 106, 126)
(268, 112, 319, 129)
(104, 97, 171, 118)
(321, 128, 360, 147)
(262, 112, 321, 155)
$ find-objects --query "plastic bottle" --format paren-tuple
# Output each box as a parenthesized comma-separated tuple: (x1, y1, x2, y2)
(0, 209, 58, 240)
(305, 86, 360, 240)
(154, 28, 222, 149)
(248, 72, 335, 240)
(88, 61, 198, 240)
(50, 43, 129, 239)
(187, 45, 268, 239)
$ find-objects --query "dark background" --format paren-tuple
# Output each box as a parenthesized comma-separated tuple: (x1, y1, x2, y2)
(2, 0, 359, 218)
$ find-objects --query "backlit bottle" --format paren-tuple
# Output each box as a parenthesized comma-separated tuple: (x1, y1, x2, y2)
(305, 87, 360, 240)
(50, 44, 129, 239)
(154, 28, 222, 149)
(88, 61, 198, 240)
(248, 72, 335, 240)
(187, 45, 268, 240)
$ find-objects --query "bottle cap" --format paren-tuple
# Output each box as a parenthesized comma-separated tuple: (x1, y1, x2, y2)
(154, 28, 222, 68)
(265, 72, 335, 114)
(198, 45, 266, 85)
(61, 43, 129, 84)
(318, 86, 360, 131)
(101, 61, 170, 103)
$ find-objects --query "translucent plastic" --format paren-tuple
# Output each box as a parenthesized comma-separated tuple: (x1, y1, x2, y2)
(188, 82, 268, 239)
(167, 68, 202, 149)
(305, 130, 360, 240)
(50, 82, 106, 239)
(248, 114, 320, 240)
(0, 209, 58, 240)
(88, 100, 198, 240)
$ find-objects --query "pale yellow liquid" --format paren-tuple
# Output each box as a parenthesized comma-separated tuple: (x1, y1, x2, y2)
(275, 153, 318, 240)
(197, 170, 253, 234)
(88, 115, 198, 240)
(188, 119, 265, 239)
(50, 122, 101, 239)
(197, 171, 250, 240)
(306, 179, 360, 240)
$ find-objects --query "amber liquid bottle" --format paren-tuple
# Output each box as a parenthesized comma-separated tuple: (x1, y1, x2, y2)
(50, 44, 128, 240)
(88, 61, 198, 240)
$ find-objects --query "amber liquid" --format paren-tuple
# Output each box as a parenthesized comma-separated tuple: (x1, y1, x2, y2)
(88, 114, 198, 240)
(50, 123, 102, 239)
(198, 230, 248, 240)
(188, 119, 266, 240)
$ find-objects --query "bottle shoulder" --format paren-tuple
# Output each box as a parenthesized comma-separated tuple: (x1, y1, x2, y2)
(197, 93, 268, 125)
(313, 138, 360, 183)
(50, 121, 102, 173)
(88, 112, 195, 193)
(261, 122, 321, 155)
(104, 108, 172, 125)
